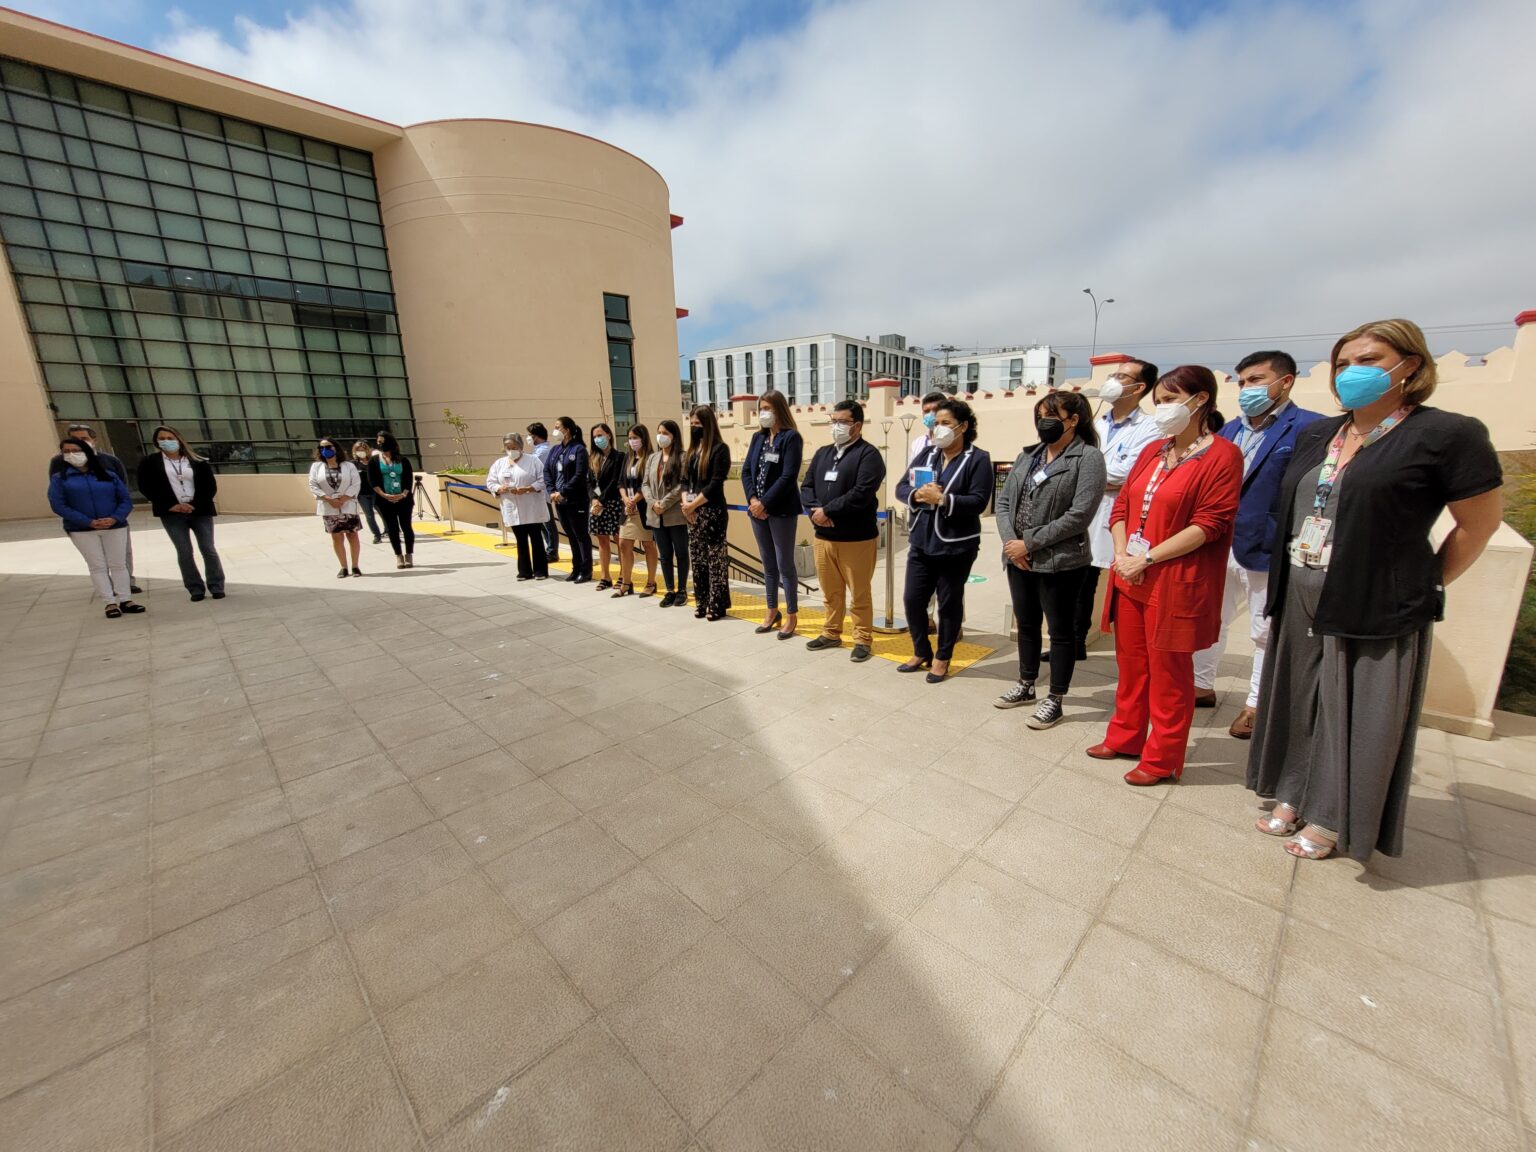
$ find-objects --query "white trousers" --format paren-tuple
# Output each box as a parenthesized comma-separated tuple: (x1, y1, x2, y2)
(69, 527, 131, 605)
(1193, 552, 1269, 708)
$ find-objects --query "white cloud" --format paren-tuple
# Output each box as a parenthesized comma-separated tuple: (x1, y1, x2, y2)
(138, 0, 1536, 369)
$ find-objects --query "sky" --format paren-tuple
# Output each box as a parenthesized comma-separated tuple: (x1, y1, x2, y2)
(12, 0, 1536, 376)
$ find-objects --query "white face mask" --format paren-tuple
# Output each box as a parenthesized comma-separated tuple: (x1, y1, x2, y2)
(829, 422, 851, 445)
(758, 411, 773, 429)
(1153, 397, 1197, 437)
(63, 451, 88, 467)
(506, 448, 521, 460)
(930, 424, 957, 449)
(1098, 380, 1124, 402)
(549, 429, 562, 444)
(656, 433, 673, 448)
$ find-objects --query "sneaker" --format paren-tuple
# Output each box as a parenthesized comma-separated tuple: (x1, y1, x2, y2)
(995, 681, 1036, 709)
(849, 644, 871, 662)
(1026, 695, 1064, 730)
(805, 635, 840, 651)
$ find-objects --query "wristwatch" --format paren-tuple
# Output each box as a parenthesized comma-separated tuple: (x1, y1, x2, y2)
(1144, 550, 1157, 565)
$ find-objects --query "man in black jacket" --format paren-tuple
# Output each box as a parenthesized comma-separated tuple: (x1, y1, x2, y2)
(799, 399, 885, 662)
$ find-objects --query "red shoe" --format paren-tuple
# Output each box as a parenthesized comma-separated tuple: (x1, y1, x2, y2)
(1086, 743, 1137, 761)
(1123, 764, 1180, 786)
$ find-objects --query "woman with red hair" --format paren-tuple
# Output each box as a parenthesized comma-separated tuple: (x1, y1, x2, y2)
(1090, 365, 1242, 785)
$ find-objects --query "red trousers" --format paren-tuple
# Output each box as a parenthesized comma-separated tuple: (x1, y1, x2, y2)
(1103, 591, 1195, 779)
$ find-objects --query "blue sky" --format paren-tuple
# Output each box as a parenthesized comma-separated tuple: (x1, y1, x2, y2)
(12, 0, 1534, 373)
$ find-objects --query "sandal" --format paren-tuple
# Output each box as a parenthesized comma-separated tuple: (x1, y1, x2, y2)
(119, 601, 145, 614)
(611, 583, 633, 598)
(1256, 804, 1298, 837)
(639, 584, 657, 598)
(1284, 828, 1337, 860)
(337, 568, 349, 579)
(595, 579, 613, 591)
(104, 604, 122, 619)
(756, 611, 783, 635)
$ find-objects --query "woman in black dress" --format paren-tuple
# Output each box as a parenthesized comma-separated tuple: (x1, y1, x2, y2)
(588, 422, 623, 590)
(682, 405, 732, 621)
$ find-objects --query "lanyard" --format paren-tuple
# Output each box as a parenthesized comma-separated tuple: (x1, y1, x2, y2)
(1026, 447, 1049, 491)
(1136, 437, 1207, 532)
(324, 466, 342, 491)
(754, 431, 777, 496)
(1312, 406, 1409, 514)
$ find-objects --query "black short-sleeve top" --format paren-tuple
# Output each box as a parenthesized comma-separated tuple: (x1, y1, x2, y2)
(1265, 406, 1502, 639)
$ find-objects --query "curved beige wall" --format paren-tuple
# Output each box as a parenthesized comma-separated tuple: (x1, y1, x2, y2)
(375, 121, 680, 469)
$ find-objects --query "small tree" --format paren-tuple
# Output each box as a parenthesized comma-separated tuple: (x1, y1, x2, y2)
(442, 407, 473, 470)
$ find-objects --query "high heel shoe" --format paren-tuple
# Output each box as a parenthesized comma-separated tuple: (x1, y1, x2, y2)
(1284, 828, 1336, 860)
(639, 584, 657, 597)
(1255, 804, 1299, 837)
(694, 605, 707, 618)
(756, 611, 783, 635)
(925, 660, 950, 685)
(595, 579, 612, 591)
(777, 615, 798, 640)
(611, 582, 633, 598)
(897, 657, 932, 674)
(1123, 764, 1180, 786)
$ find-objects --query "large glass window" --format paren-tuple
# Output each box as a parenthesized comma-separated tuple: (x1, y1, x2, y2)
(600, 293, 635, 430)
(0, 55, 413, 473)
(744, 350, 753, 394)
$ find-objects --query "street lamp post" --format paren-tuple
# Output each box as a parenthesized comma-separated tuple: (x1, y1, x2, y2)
(1082, 288, 1115, 359)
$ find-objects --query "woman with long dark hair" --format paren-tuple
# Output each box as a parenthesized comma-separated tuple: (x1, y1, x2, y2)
(137, 424, 225, 601)
(351, 439, 383, 543)
(367, 431, 416, 568)
(644, 418, 689, 606)
(49, 436, 143, 618)
(1091, 365, 1242, 786)
(309, 437, 363, 578)
(682, 405, 732, 620)
(993, 390, 1106, 728)
(616, 424, 660, 597)
(588, 422, 623, 590)
(546, 416, 592, 583)
(743, 389, 804, 638)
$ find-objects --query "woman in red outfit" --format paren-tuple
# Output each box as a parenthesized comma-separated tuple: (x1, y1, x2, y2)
(1089, 365, 1242, 786)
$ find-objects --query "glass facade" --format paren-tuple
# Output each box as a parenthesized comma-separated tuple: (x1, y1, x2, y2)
(602, 293, 636, 430)
(0, 56, 416, 474)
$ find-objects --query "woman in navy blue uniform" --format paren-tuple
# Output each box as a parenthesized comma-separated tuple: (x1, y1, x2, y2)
(896, 397, 993, 682)
(545, 416, 592, 583)
(742, 389, 804, 637)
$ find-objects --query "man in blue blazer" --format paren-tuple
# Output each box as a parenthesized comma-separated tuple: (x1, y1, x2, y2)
(1193, 351, 1322, 738)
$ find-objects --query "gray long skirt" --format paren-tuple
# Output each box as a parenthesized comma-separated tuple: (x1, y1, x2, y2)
(1245, 566, 1431, 861)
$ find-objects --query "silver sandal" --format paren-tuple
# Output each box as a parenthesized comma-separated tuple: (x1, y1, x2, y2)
(1255, 804, 1298, 837)
(1284, 830, 1336, 860)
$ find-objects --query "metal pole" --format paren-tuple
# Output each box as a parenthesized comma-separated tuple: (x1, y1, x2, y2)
(444, 484, 458, 535)
(873, 419, 906, 634)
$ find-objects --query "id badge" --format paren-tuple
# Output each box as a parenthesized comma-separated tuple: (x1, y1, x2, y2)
(765, 451, 780, 463)
(824, 470, 839, 482)
(683, 490, 695, 503)
(1126, 533, 1150, 557)
(1296, 516, 1330, 555)
(1032, 468, 1049, 486)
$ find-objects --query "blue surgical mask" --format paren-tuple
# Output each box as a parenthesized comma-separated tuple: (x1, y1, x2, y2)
(157, 438, 179, 452)
(922, 412, 937, 430)
(1238, 386, 1276, 419)
(320, 446, 336, 459)
(1334, 360, 1403, 409)
(594, 435, 609, 450)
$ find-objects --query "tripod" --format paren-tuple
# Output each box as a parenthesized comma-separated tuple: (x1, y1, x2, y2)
(412, 474, 440, 520)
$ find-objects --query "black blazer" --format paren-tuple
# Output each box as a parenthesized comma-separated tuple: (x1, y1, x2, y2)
(588, 449, 623, 505)
(686, 442, 731, 509)
(367, 455, 415, 498)
(742, 428, 804, 517)
(897, 445, 994, 557)
(137, 453, 218, 518)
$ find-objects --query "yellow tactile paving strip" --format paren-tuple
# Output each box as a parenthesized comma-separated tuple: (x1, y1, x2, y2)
(413, 520, 996, 671)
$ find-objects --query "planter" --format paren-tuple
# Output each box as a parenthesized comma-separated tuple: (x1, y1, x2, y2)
(795, 542, 816, 578)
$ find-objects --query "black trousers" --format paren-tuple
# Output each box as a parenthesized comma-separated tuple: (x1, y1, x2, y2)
(357, 490, 382, 539)
(555, 501, 592, 577)
(1008, 564, 1090, 695)
(543, 514, 560, 560)
(652, 523, 689, 592)
(1075, 565, 1104, 647)
(512, 524, 548, 578)
(904, 546, 977, 662)
(377, 496, 415, 556)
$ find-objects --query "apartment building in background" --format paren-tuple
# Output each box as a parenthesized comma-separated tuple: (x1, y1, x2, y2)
(687, 332, 937, 409)
(931, 345, 1062, 393)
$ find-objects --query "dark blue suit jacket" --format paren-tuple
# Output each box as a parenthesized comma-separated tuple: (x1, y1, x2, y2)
(1223, 401, 1323, 571)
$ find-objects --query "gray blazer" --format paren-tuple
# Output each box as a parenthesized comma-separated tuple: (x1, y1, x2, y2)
(642, 449, 687, 528)
(995, 437, 1105, 573)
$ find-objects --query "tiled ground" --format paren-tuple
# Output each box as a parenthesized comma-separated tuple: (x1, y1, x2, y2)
(1, 513, 1533, 1152)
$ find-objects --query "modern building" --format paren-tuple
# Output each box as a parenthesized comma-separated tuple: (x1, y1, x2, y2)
(687, 332, 937, 409)
(930, 345, 1062, 394)
(0, 8, 681, 519)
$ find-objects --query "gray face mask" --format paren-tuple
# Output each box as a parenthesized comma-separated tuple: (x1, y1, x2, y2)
(830, 423, 851, 444)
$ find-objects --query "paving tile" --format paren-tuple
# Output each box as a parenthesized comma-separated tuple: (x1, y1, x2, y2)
(162, 1026, 417, 1152)
(0, 880, 149, 999)
(591, 776, 718, 857)
(1102, 855, 1283, 996)
(911, 857, 1091, 1000)
(725, 860, 901, 1004)
(1274, 918, 1510, 1113)
(152, 824, 313, 933)
(151, 756, 278, 824)
(627, 715, 734, 771)
(348, 870, 523, 1010)
(874, 769, 1014, 851)
(428, 1022, 689, 1152)
(545, 746, 658, 812)
(12, 760, 150, 827)
(1250, 1007, 1520, 1152)
(0, 787, 150, 872)
(283, 756, 409, 821)
(1461, 797, 1536, 865)
(1362, 824, 1478, 904)
(1487, 914, 1536, 1011)
(375, 723, 500, 780)
(380, 934, 591, 1136)
(0, 1034, 149, 1152)
(299, 784, 435, 867)
(608, 929, 814, 1129)
(702, 1016, 958, 1152)
(498, 716, 618, 775)
(153, 938, 370, 1137)
(1508, 1004, 1536, 1128)
(270, 725, 386, 783)
(735, 774, 868, 853)
(0, 945, 147, 1098)
(976, 807, 1130, 911)
(1019, 765, 1161, 848)
(672, 741, 797, 806)
(798, 740, 925, 805)
(975, 1011, 1239, 1152)
(537, 866, 712, 1008)
(827, 925, 1038, 1125)
(1137, 801, 1295, 908)
(482, 817, 638, 924)
(810, 809, 964, 916)
(1052, 924, 1266, 1120)
(152, 787, 292, 870)
(445, 779, 580, 862)
(413, 747, 534, 816)
(648, 812, 799, 920)
(927, 730, 1056, 803)
(0, 829, 147, 929)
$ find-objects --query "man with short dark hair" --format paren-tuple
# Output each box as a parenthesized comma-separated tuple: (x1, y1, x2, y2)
(526, 422, 559, 563)
(800, 399, 885, 662)
(52, 424, 141, 594)
(1078, 358, 1161, 657)
(1193, 350, 1320, 736)
(908, 391, 947, 464)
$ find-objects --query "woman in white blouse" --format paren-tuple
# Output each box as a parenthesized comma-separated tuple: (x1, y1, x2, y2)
(308, 437, 363, 578)
(486, 432, 551, 580)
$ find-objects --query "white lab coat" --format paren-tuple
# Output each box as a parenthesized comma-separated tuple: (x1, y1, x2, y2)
(308, 460, 360, 516)
(1088, 406, 1164, 567)
(485, 454, 549, 527)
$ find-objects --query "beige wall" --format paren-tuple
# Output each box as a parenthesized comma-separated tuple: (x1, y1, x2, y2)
(374, 121, 681, 472)
(0, 262, 66, 520)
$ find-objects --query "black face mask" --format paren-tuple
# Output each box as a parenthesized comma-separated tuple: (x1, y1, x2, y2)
(1036, 417, 1066, 445)
(689, 426, 702, 441)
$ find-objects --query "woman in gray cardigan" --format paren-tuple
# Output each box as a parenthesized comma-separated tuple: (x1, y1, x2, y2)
(994, 391, 1107, 728)
(643, 418, 690, 607)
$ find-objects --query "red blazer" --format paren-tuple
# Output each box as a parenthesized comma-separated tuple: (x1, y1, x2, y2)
(1103, 436, 1242, 652)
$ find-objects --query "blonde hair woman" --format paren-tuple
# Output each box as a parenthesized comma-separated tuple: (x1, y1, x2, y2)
(136, 424, 226, 601)
(615, 424, 661, 596)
